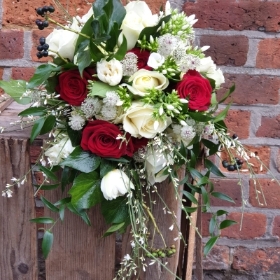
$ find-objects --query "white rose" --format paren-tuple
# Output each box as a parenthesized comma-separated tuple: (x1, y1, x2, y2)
(127, 69, 169, 97)
(123, 102, 172, 138)
(145, 148, 173, 185)
(46, 18, 81, 61)
(196, 57, 225, 88)
(147, 53, 165, 69)
(45, 137, 74, 166)
(76, 7, 94, 24)
(97, 58, 123, 86)
(119, 1, 158, 50)
(101, 169, 134, 200)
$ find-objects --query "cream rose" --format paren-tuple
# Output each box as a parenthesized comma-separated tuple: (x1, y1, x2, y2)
(127, 69, 169, 97)
(97, 58, 123, 86)
(101, 169, 134, 200)
(119, 1, 158, 50)
(45, 137, 74, 166)
(123, 102, 172, 138)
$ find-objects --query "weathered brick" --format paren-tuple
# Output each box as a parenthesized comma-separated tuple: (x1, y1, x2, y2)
(220, 145, 270, 174)
(200, 35, 248, 66)
(273, 216, 280, 238)
(217, 74, 280, 105)
(256, 115, 280, 138)
(221, 213, 266, 239)
(183, 0, 280, 32)
(202, 245, 230, 270)
(233, 247, 280, 272)
(2, 0, 91, 28)
(256, 39, 280, 69)
(12, 67, 35, 81)
(0, 30, 24, 59)
(224, 110, 250, 140)
(210, 179, 242, 207)
(31, 29, 52, 62)
(202, 212, 212, 237)
(250, 179, 280, 209)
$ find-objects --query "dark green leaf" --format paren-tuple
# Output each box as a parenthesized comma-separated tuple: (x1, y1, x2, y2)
(69, 171, 102, 209)
(34, 184, 59, 190)
(213, 103, 231, 123)
(42, 230, 53, 259)
(60, 146, 101, 173)
(209, 216, 216, 235)
(201, 186, 210, 209)
(18, 107, 46, 117)
(101, 196, 129, 224)
(204, 158, 225, 177)
(100, 159, 117, 177)
(216, 210, 228, 216)
(202, 139, 220, 156)
(218, 84, 235, 104)
(219, 219, 237, 229)
(61, 166, 79, 192)
(189, 167, 203, 181)
(183, 191, 198, 205)
(30, 118, 45, 143)
(75, 17, 93, 54)
(114, 35, 127, 60)
(183, 206, 198, 213)
(59, 204, 66, 221)
(40, 115, 56, 135)
(211, 191, 235, 204)
(103, 222, 125, 237)
(196, 176, 209, 186)
(27, 64, 61, 89)
(76, 40, 92, 76)
(30, 217, 54, 224)
(41, 196, 59, 212)
(38, 165, 58, 181)
(67, 125, 82, 147)
(203, 236, 219, 255)
(54, 197, 71, 206)
(45, 75, 59, 93)
(79, 210, 91, 226)
(188, 111, 213, 122)
(0, 80, 31, 104)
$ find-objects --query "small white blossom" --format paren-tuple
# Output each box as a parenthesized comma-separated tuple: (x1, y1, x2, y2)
(81, 97, 102, 119)
(68, 112, 86, 131)
(103, 91, 121, 107)
(121, 52, 138, 76)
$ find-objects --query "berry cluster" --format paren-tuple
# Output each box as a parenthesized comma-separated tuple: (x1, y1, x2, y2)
(222, 158, 244, 172)
(146, 245, 177, 259)
(36, 37, 49, 59)
(35, 6, 55, 30)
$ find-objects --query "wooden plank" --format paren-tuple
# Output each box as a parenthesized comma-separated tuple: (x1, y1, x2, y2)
(0, 94, 13, 112)
(45, 186, 116, 280)
(122, 168, 185, 280)
(0, 138, 38, 279)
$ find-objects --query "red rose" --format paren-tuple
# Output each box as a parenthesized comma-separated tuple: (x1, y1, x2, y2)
(128, 48, 151, 70)
(176, 70, 212, 111)
(81, 120, 133, 158)
(56, 68, 93, 106)
(131, 137, 149, 153)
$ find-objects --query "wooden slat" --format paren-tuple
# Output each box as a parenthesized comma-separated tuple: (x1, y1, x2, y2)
(45, 188, 116, 280)
(0, 138, 38, 279)
(122, 168, 185, 280)
(0, 94, 13, 112)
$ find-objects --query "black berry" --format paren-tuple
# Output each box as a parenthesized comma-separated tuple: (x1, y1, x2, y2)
(42, 6, 49, 13)
(36, 7, 44, 16)
(38, 25, 45, 30)
(48, 6, 55, 13)
(227, 165, 235, 172)
(39, 37, 46, 45)
(43, 21, 49, 28)
(37, 45, 44, 51)
(42, 44, 49, 51)
(222, 160, 229, 168)
(42, 50, 49, 57)
(232, 134, 238, 139)
(36, 52, 43, 59)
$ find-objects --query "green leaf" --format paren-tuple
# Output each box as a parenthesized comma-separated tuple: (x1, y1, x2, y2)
(30, 118, 45, 143)
(101, 196, 129, 224)
(201, 186, 210, 210)
(196, 176, 209, 186)
(209, 216, 216, 235)
(42, 230, 54, 259)
(54, 197, 71, 206)
(114, 35, 127, 60)
(203, 236, 219, 255)
(183, 191, 198, 205)
(34, 184, 59, 190)
(213, 103, 231, 123)
(103, 222, 125, 237)
(88, 81, 119, 98)
(183, 206, 198, 213)
(40, 115, 56, 135)
(189, 167, 203, 181)
(202, 139, 220, 156)
(30, 217, 54, 224)
(27, 64, 61, 89)
(75, 17, 93, 54)
(216, 210, 228, 216)
(60, 146, 101, 173)
(38, 165, 58, 181)
(100, 159, 117, 177)
(69, 171, 102, 209)
(219, 219, 237, 229)
(188, 111, 213, 122)
(67, 125, 82, 147)
(76, 40, 92, 76)
(18, 107, 46, 117)
(204, 158, 225, 177)
(61, 166, 79, 192)
(40, 196, 59, 213)
(0, 80, 31, 104)
(79, 210, 91, 226)
(218, 84, 235, 104)
(211, 191, 235, 204)
(59, 204, 66, 221)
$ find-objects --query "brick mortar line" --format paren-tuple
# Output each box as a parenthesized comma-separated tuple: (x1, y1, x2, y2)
(221, 66, 280, 76)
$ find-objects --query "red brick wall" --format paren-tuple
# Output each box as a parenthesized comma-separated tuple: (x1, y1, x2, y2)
(1, 0, 280, 278)
(183, 0, 280, 278)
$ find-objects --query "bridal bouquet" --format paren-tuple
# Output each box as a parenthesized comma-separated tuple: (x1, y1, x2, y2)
(0, 0, 265, 278)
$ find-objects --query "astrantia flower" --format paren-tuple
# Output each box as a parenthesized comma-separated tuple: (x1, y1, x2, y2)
(68, 112, 86, 130)
(81, 97, 102, 119)
(103, 91, 121, 107)
(97, 59, 123, 86)
(101, 169, 135, 200)
(157, 34, 179, 57)
(100, 105, 117, 121)
(121, 52, 138, 76)
(178, 54, 201, 73)
(181, 124, 196, 142)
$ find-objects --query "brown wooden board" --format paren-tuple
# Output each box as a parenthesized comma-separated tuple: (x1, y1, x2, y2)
(0, 138, 38, 279)
(44, 186, 116, 280)
(122, 168, 185, 280)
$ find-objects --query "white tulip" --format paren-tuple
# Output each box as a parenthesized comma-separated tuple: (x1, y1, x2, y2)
(101, 169, 134, 200)
(127, 69, 169, 97)
(123, 102, 172, 138)
(45, 137, 74, 166)
(97, 58, 123, 86)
